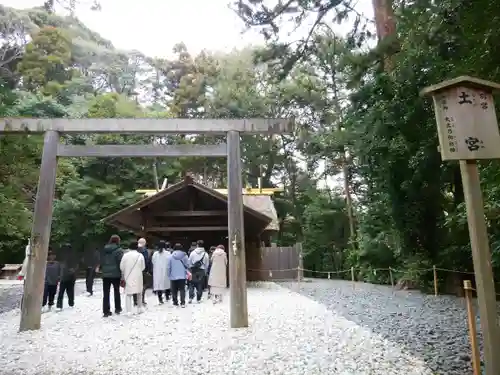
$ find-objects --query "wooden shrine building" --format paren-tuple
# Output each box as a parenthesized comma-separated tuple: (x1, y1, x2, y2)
(102, 176, 280, 281)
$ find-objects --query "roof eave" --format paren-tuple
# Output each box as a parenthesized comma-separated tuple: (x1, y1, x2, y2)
(102, 178, 272, 228)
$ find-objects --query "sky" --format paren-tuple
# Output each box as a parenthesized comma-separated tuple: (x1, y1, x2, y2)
(4, 0, 374, 58)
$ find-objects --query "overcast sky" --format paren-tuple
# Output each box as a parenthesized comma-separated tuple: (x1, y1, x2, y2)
(4, 0, 374, 57)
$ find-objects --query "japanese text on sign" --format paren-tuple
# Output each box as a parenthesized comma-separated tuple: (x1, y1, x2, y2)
(464, 137, 485, 151)
(445, 115, 457, 153)
(479, 92, 489, 110)
(432, 84, 500, 161)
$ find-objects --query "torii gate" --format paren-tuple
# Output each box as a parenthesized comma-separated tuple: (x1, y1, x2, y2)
(0, 118, 293, 332)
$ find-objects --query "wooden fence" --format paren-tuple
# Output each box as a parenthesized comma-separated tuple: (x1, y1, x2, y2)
(259, 244, 300, 280)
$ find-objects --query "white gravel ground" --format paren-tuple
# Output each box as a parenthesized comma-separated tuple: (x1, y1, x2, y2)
(0, 282, 433, 375)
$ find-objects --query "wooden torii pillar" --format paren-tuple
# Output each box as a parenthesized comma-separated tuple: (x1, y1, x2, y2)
(0, 118, 293, 331)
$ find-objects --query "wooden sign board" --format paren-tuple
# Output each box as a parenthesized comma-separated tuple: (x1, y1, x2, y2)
(432, 86, 500, 160)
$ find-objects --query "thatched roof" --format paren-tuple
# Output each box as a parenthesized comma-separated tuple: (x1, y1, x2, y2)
(102, 177, 279, 234)
(242, 195, 279, 231)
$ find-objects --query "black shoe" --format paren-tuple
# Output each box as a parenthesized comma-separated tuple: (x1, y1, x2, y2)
(173, 303, 179, 306)
(103, 312, 112, 318)
(115, 310, 121, 315)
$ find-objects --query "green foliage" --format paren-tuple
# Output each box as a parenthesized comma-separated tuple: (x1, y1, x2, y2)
(3, 1, 500, 294)
(302, 190, 350, 273)
(51, 177, 140, 251)
(17, 26, 73, 92)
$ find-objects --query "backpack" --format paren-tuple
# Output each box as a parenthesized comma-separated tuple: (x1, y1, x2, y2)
(191, 252, 206, 271)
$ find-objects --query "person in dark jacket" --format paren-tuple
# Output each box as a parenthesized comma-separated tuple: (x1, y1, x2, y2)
(56, 244, 78, 310)
(42, 250, 60, 312)
(99, 235, 123, 317)
(84, 248, 100, 296)
(188, 240, 209, 303)
(187, 242, 197, 256)
(186, 241, 197, 290)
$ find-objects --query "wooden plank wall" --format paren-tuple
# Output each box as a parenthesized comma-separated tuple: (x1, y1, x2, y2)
(259, 245, 300, 281)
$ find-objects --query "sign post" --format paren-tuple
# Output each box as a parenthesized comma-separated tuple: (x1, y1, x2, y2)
(421, 76, 500, 375)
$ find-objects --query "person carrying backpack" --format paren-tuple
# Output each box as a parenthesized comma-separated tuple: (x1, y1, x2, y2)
(187, 240, 209, 303)
(99, 235, 123, 317)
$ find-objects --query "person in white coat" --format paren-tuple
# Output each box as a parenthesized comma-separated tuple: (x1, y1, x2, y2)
(18, 239, 31, 310)
(152, 240, 171, 304)
(18, 239, 31, 280)
(120, 241, 146, 315)
(208, 245, 228, 304)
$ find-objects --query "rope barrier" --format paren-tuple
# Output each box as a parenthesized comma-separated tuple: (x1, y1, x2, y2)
(434, 267, 475, 275)
(246, 266, 476, 276)
(246, 265, 496, 297)
(463, 285, 500, 297)
(246, 265, 495, 295)
(299, 268, 352, 274)
(247, 268, 298, 272)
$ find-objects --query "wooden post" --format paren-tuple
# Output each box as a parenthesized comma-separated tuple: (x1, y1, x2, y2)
(433, 265, 438, 296)
(389, 267, 394, 287)
(464, 280, 481, 375)
(296, 242, 303, 290)
(227, 130, 248, 328)
(459, 160, 500, 374)
(351, 266, 355, 288)
(296, 242, 303, 281)
(19, 130, 59, 332)
(421, 77, 500, 375)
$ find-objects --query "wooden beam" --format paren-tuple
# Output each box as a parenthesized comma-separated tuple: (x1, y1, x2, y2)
(0, 118, 294, 134)
(20, 130, 59, 332)
(149, 220, 227, 228)
(460, 160, 500, 375)
(57, 144, 227, 158)
(150, 210, 227, 217)
(147, 226, 228, 232)
(110, 221, 138, 233)
(227, 130, 249, 328)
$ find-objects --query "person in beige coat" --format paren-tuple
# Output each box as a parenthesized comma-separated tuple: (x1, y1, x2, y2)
(208, 245, 228, 303)
(120, 241, 146, 315)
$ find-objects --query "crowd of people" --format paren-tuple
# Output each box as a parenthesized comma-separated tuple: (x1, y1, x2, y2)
(35, 236, 228, 317)
(41, 244, 79, 312)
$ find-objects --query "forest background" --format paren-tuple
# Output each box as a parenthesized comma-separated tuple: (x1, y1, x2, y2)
(1, 0, 499, 292)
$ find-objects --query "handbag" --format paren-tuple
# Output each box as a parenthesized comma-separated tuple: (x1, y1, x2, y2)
(178, 256, 193, 280)
(121, 253, 141, 288)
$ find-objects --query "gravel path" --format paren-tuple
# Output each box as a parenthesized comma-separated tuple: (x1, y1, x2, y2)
(0, 282, 432, 375)
(0, 280, 90, 314)
(280, 279, 483, 375)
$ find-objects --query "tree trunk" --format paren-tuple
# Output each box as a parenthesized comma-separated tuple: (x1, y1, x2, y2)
(342, 158, 356, 240)
(371, 0, 398, 70)
(330, 37, 356, 244)
(152, 160, 160, 191)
